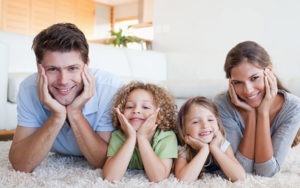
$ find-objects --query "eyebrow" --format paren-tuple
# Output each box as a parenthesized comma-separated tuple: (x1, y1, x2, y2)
(231, 73, 259, 82)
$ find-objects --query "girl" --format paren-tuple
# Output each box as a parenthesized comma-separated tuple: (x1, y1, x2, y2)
(175, 96, 245, 182)
(214, 41, 300, 177)
(102, 81, 178, 182)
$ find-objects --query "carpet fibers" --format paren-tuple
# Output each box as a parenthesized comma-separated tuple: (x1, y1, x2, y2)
(1, 141, 299, 188)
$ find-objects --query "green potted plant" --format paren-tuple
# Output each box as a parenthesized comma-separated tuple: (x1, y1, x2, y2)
(107, 26, 141, 48)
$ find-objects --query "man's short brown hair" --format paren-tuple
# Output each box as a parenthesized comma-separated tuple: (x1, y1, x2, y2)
(32, 23, 89, 64)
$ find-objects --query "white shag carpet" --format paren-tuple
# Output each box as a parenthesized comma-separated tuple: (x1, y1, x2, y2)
(1, 141, 300, 188)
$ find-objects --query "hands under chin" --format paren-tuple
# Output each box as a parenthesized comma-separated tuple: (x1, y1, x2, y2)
(228, 82, 254, 113)
(209, 131, 224, 150)
(137, 108, 160, 141)
(257, 68, 278, 113)
(185, 135, 209, 151)
(67, 65, 95, 116)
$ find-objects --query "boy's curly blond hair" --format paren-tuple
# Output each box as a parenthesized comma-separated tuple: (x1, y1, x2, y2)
(111, 81, 177, 131)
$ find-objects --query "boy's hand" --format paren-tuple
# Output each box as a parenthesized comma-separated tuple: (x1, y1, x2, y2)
(137, 108, 159, 139)
(115, 108, 136, 139)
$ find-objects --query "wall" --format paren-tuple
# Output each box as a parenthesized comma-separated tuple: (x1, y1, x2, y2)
(114, 2, 138, 21)
(94, 4, 111, 39)
(153, 0, 300, 81)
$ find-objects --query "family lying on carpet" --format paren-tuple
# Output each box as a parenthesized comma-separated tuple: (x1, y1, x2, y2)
(8, 23, 300, 183)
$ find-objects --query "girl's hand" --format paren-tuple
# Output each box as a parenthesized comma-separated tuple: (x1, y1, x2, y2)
(228, 82, 254, 112)
(258, 68, 278, 113)
(137, 108, 159, 139)
(185, 135, 209, 151)
(209, 130, 224, 150)
(115, 108, 136, 139)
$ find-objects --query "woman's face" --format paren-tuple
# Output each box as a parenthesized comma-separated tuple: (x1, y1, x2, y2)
(230, 61, 266, 108)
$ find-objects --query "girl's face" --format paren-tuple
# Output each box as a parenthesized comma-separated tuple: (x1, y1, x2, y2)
(184, 104, 219, 143)
(230, 61, 266, 108)
(123, 89, 157, 131)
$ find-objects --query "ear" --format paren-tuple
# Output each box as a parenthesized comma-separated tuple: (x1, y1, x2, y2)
(86, 58, 90, 66)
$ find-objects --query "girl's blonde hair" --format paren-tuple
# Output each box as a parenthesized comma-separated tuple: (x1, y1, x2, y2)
(111, 81, 177, 131)
(177, 96, 226, 161)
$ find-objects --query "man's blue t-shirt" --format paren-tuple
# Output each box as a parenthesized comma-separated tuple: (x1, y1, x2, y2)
(17, 68, 123, 156)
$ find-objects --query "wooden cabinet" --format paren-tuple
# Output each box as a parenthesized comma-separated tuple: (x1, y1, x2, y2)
(2, 0, 30, 34)
(55, 0, 76, 24)
(1, 0, 95, 38)
(0, 0, 2, 29)
(31, 0, 55, 35)
(76, 0, 95, 39)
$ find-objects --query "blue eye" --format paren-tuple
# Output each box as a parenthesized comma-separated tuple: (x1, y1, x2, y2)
(125, 106, 133, 109)
(208, 119, 214, 122)
(47, 68, 57, 72)
(69, 67, 78, 71)
(143, 106, 150, 109)
(233, 81, 241, 85)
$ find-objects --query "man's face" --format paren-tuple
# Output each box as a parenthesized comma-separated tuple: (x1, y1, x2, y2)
(40, 51, 85, 106)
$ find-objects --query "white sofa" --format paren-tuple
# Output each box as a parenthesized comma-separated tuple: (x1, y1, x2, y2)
(1, 31, 300, 131)
(0, 31, 169, 130)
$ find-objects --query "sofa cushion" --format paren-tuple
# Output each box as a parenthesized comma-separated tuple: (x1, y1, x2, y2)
(8, 73, 32, 103)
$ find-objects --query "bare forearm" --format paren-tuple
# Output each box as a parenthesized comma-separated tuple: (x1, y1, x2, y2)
(211, 147, 245, 181)
(239, 110, 256, 159)
(255, 111, 273, 163)
(102, 137, 136, 181)
(137, 136, 171, 182)
(175, 147, 209, 183)
(9, 116, 65, 172)
(68, 112, 108, 168)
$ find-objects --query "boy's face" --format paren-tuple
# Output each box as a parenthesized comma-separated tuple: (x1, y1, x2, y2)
(123, 89, 157, 131)
(40, 51, 85, 106)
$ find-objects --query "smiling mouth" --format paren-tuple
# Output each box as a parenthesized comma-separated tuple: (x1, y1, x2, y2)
(55, 86, 75, 95)
(199, 131, 213, 137)
(130, 118, 145, 122)
(246, 92, 260, 100)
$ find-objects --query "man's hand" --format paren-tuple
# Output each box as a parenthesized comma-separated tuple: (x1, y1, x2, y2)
(67, 64, 95, 115)
(37, 64, 66, 118)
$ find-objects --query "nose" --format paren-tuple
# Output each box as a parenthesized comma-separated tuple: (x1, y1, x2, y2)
(200, 120, 209, 129)
(133, 106, 141, 114)
(244, 82, 254, 94)
(57, 71, 69, 85)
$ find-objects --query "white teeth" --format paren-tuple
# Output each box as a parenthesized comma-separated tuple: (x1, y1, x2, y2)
(248, 93, 258, 99)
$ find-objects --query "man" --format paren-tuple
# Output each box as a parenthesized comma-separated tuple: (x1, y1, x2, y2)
(9, 23, 123, 172)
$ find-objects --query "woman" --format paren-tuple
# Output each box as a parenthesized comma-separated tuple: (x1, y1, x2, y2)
(214, 41, 300, 177)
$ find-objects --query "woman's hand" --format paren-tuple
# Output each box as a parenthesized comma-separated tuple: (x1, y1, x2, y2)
(258, 68, 278, 113)
(209, 130, 224, 150)
(185, 135, 209, 151)
(115, 108, 136, 139)
(229, 81, 254, 112)
(137, 108, 159, 139)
